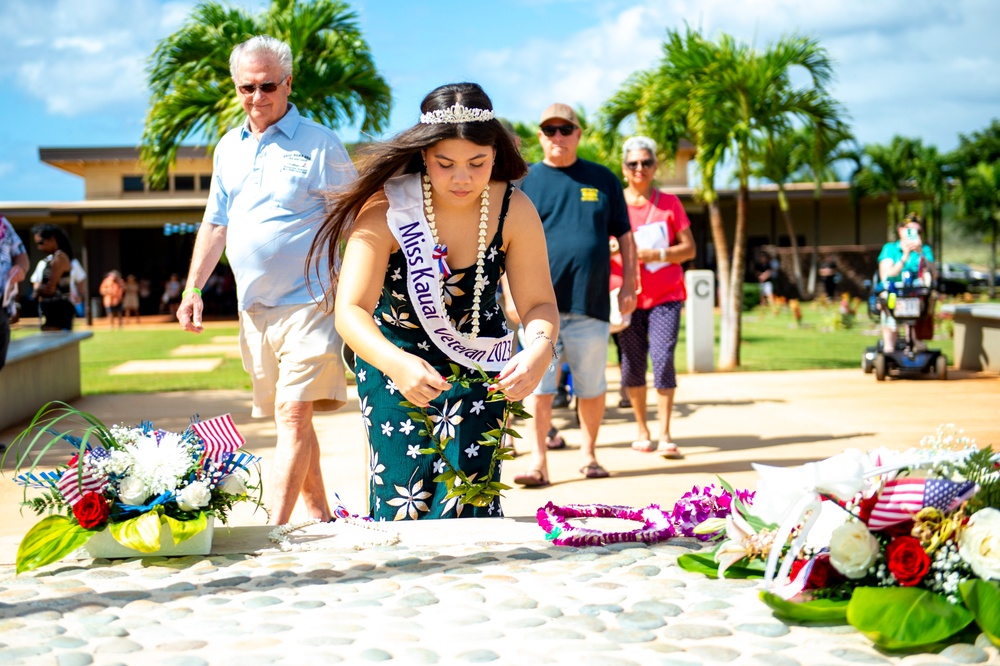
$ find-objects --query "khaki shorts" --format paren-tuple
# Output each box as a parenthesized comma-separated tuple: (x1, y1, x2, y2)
(239, 303, 347, 418)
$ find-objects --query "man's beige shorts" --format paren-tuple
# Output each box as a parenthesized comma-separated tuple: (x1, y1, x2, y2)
(239, 302, 347, 418)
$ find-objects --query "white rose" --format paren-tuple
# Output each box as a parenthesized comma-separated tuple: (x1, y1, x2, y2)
(218, 473, 247, 496)
(176, 481, 212, 512)
(959, 508, 1000, 580)
(118, 475, 150, 505)
(829, 520, 880, 579)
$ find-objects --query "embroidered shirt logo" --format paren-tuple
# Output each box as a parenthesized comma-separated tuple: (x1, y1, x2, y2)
(580, 187, 599, 202)
(280, 151, 311, 176)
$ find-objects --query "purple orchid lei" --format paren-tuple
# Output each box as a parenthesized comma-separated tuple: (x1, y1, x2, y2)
(536, 484, 754, 548)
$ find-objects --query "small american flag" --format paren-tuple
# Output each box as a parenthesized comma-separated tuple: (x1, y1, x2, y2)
(868, 477, 977, 530)
(56, 465, 107, 506)
(191, 414, 245, 458)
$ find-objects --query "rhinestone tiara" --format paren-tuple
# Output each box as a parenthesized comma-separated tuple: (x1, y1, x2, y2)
(419, 102, 495, 125)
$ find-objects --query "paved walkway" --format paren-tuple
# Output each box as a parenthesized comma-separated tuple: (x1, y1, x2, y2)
(0, 365, 998, 664)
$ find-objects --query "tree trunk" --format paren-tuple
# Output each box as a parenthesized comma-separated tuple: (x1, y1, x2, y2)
(991, 215, 998, 300)
(720, 184, 749, 370)
(809, 196, 821, 298)
(707, 199, 730, 367)
(778, 187, 805, 299)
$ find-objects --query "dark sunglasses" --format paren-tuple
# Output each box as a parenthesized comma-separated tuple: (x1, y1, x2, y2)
(541, 124, 576, 137)
(237, 81, 282, 95)
(625, 159, 656, 171)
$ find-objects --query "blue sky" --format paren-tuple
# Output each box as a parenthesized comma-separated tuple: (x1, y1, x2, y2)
(1, 0, 998, 201)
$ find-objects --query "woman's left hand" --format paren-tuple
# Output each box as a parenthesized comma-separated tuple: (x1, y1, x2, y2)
(493, 348, 549, 402)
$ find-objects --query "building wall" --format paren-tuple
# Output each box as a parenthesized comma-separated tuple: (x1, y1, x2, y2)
(84, 156, 213, 199)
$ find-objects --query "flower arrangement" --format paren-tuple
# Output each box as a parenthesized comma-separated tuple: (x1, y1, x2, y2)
(400, 363, 521, 508)
(6, 402, 263, 574)
(677, 425, 1000, 651)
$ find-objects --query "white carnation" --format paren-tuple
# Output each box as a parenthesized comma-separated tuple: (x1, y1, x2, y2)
(176, 480, 212, 512)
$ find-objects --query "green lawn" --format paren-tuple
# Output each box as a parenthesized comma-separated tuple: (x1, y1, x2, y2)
(11, 300, 960, 395)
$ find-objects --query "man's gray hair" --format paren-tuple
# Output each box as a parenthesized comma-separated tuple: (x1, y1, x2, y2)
(622, 136, 657, 162)
(230, 35, 293, 80)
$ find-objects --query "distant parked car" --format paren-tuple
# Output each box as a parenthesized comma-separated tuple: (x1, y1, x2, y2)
(969, 266, 998, 286)
(937, 262, 980, 294)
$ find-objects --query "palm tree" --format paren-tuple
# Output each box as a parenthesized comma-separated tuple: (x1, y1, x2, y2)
(141, 0, 391, 189)
(795, 119, 856, 296)
(850, 136, 921, 240)
(751, 125, 811, 299)
(600, 28, 841, 369)
(953, 161, 1000, 298)
(911, 142, 947, 261)
(599, 28, 737, 365)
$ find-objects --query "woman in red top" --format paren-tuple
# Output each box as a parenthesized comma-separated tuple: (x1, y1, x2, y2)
(610, 136, 696, 458)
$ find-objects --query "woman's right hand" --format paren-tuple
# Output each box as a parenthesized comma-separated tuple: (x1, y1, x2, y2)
(389, 353, 452, 408)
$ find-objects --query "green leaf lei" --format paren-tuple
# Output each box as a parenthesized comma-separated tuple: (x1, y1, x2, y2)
(398, 363, 525, 508)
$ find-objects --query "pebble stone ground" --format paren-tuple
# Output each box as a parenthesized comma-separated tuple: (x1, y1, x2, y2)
(0, 520, 997, 666)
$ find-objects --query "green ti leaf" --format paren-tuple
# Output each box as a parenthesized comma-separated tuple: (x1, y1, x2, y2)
(16, 515, 95, 574)
(676, 551, 765, 579)
(959, 579, 1000, 647)
(759, 590, 849, 623)
(847, 586, 973, 650)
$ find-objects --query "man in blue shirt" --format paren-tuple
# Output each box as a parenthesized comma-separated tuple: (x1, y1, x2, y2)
(177, 36, 356, 525)
(514, 103, 638, 485)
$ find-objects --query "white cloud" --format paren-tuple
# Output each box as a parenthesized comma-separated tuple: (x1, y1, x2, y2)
(471, 0, 1000, 152)
(0, 0, 195, 116)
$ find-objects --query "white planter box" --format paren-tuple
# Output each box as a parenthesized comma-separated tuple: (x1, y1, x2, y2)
(71, 517, 214, 559)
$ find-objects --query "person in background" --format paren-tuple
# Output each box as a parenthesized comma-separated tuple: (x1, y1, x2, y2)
(122, 274, 141, 324)
(1, 214, 29, 371)
(877, 213, 936, 351)
(99, 270, 126, 329)
(614, 136, 696, 459)
(162, 273, 183, 315)
(31, 224, 76, 331)
(514, 102, 638, 485)
(176, 35, 356, 525)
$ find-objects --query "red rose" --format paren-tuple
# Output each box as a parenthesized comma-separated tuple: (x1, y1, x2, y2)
(790, 554, 843, 590)
(886, 536, 930, 586)
(72, 492, 110, 529)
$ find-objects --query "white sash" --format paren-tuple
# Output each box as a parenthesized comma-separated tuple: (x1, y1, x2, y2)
(383, 174, 513, 372)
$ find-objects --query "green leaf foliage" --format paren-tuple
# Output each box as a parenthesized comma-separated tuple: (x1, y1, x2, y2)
(759, 591, 849, 623)
(676, 552, 765, 579)
(162, 512, 208, 545)
(109, 512, 164, 553)
(959, 579, 1000, 647)
(16, 515, 95, 574)
(846, 586, 973, 650)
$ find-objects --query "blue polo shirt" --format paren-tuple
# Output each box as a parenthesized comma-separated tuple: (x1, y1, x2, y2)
(204, 104, 356, 309)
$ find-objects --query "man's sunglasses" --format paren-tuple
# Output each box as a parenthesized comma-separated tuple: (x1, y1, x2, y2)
(625, 159, 656, 171)
(541, 124, 576, 137)
(237, 81, 282, 95)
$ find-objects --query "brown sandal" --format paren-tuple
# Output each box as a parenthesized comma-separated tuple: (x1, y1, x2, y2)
(580, 463, 609, 479)
(513, 469, 550, 487)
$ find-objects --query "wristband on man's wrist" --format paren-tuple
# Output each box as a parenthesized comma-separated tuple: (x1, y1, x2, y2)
(183, 287, 202, 298)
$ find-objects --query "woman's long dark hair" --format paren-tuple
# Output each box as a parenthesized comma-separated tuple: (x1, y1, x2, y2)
(309, 82, 526, 297)
(32, 223, 74, 260)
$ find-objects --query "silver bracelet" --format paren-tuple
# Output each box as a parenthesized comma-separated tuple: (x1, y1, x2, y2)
(532, 333, 558, 370)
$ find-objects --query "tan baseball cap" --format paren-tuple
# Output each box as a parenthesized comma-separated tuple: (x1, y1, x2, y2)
(540, 103, 579, 126)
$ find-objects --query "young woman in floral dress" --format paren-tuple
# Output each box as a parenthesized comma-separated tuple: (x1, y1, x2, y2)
(313, 83, 558, 520)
